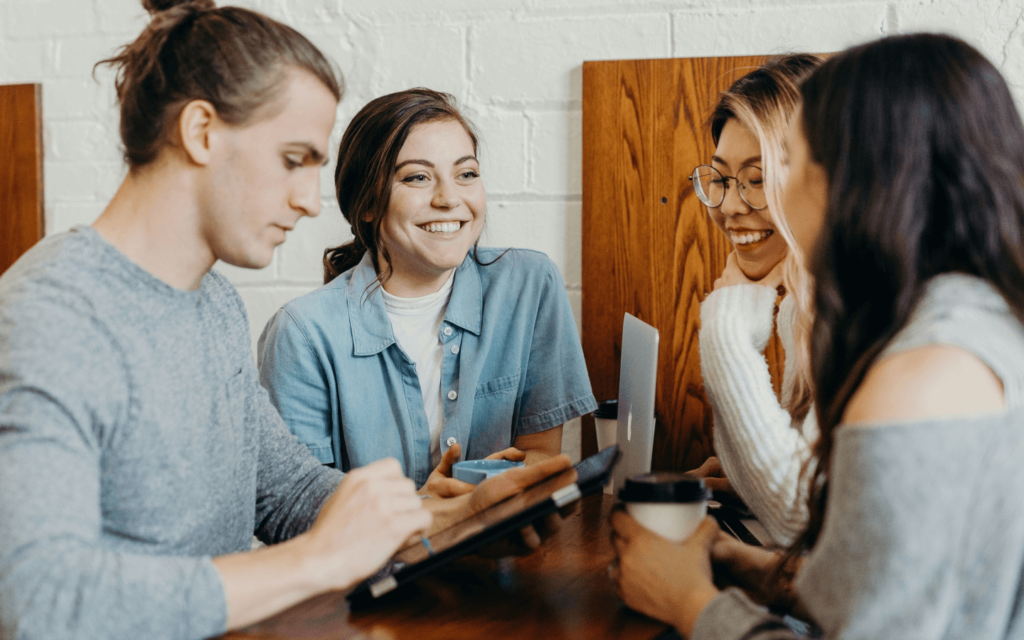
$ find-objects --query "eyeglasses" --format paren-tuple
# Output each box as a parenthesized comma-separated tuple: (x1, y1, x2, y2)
(689, 164, 767, 210)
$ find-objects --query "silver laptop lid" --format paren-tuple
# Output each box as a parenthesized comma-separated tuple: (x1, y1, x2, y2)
(611, 313, 659, 494)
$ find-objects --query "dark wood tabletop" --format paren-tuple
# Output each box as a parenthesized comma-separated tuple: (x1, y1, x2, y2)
(221, 493, 670, 640)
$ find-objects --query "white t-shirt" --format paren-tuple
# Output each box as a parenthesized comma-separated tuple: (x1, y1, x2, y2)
(382, 272, 455, 468)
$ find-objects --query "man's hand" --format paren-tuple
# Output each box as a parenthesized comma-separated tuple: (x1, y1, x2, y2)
(418, 444, 528, 499)
(611, 510, 721, 636)
(302, 458, 432, 591)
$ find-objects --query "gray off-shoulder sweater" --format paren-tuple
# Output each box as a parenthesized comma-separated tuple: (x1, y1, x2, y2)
(694, 274, 1024, 639)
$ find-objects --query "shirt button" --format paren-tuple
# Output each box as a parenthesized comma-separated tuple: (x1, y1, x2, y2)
(446, 436, 457, 447)
(443, 326, 453, 336)
(447, 390, 458, 401)
(451, 345, 460, 355)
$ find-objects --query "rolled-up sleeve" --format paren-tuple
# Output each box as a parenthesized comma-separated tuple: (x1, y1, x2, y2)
(515, 258, 597, 435)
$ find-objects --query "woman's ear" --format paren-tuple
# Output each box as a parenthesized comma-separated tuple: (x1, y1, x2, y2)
(178, 99, 218, 166)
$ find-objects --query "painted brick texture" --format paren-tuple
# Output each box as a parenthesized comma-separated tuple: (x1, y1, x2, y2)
(3, 0, 1022, 461)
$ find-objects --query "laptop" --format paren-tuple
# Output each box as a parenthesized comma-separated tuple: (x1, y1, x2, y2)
(610, 313, 660, 495)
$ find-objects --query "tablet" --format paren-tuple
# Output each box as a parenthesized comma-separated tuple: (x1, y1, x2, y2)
(348, 445, 621, 605)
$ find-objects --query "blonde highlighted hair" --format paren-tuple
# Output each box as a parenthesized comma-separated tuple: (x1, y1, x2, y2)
(708, 54, 823, 422)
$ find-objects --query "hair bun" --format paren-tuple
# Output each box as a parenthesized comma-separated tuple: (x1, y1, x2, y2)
(142, 0, 215, 15)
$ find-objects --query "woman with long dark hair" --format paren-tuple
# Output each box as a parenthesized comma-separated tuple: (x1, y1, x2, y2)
(612, 33, 1024, 639)
(258, 89, 596, 494)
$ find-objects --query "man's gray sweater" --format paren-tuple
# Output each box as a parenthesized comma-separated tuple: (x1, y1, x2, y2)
(0, 227, 342, 639)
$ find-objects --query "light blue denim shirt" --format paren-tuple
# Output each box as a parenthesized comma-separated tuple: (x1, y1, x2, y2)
(257, 248, 597, 486)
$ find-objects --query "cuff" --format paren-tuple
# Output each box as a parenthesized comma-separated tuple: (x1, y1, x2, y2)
(516, 394, 598, 434)
(691, 588, 792, 640)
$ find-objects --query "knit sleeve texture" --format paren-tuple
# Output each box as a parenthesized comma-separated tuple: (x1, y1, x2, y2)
(699, 285, 814, 546)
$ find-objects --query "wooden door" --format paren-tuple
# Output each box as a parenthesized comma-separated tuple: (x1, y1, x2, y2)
(1, 84, 44, 276)
(581, 57, 785, 472)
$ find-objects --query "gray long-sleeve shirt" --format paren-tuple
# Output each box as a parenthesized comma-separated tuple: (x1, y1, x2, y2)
(0, 227, 343, 639)
(694, 275, 1024, 639)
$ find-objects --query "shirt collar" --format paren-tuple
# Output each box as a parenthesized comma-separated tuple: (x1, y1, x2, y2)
(346, 253, 396, 356)
(346, 251, 484, 356)
(445, 253, 483, 336)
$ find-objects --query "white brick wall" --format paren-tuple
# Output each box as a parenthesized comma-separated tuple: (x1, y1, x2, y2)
(3, 0, 1022, 462)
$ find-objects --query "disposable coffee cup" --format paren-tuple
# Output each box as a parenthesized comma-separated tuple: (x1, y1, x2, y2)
(618, 472, 711, 542)
(593, 399, 618, 451)
(593, 399, 618, 494)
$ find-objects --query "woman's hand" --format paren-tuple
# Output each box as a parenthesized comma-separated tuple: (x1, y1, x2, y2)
(302, 458, 432, 591)
(611, 511, 721, 636)
(687, 456, 733, 494)
(715, 251, 786, 291)
(426, 454, 575, 553)
(712, 534, 801, 613)
(418, 444, 528, 499)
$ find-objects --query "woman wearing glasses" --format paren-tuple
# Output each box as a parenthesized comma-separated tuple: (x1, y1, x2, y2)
(690, 54, 822, 546)
(612, 33, 1024, 640)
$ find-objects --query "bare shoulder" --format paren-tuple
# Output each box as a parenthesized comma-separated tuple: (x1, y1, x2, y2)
(842, 345, 1005, 427)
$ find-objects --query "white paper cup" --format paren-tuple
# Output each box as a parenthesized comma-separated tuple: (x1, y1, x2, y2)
(625, 501, 707, 542)
(594, 417, 617, 451)
(618, 473, 711, 542)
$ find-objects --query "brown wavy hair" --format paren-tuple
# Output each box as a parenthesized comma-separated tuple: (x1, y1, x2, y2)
(97, 0, 341, 169)
(323, 88, 481, 287)
(790, 34, 1024, 561)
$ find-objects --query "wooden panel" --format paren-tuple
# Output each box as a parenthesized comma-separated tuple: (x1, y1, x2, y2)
(582, 57, 786, 471)
(0, 84, 44, 276)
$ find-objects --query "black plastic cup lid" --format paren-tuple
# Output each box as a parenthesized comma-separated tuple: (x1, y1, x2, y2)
(593, 399, 618, 419)
(617, 472, 712, 503)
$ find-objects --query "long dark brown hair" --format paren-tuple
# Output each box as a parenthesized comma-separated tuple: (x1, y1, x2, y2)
(97, 0, 341, 168)
(323, 88, 481, 286)
(792, 33, 1024, 556)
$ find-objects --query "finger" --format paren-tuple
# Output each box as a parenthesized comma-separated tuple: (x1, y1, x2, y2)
(610, 509, 646, 541)
(391, 508, 434, 539)
(349, 457, 405, 483)
(434, 443, 462, 477)
(703, 477, 732, 493)
(428, 476, 476, 498)
(689, 517, 721, 549)
(479, 454, 573, 497)
(519, 524, 542, 549)
(484, 447, 527, 462)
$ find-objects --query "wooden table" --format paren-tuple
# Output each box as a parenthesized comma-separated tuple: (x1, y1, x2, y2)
(222, 493, 670, 640)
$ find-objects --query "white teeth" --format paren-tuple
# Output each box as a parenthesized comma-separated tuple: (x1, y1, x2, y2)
(731, 229, 772, 245)
(421, 221, 462, 234)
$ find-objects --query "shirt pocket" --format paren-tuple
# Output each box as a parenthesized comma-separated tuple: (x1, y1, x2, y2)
(471, 370, 522, 452)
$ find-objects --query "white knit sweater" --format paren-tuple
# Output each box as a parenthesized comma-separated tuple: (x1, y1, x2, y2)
(698, 285, 817, 546)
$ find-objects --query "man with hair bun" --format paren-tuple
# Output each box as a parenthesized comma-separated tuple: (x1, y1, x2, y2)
(0, 2, 570, 638)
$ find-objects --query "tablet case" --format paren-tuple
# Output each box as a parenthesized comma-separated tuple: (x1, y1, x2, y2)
(348, 445, 621, 605)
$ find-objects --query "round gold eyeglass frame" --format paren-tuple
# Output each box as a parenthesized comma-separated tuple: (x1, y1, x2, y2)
(688, 164, 768, 211)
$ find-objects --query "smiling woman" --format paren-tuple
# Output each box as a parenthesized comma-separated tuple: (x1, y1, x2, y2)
(257, 88, 597, 493)
(689, 54, 824, 547)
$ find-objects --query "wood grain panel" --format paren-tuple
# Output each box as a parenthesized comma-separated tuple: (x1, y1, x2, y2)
(0, 84, 44, 276)
(582, 56, 785, 471)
